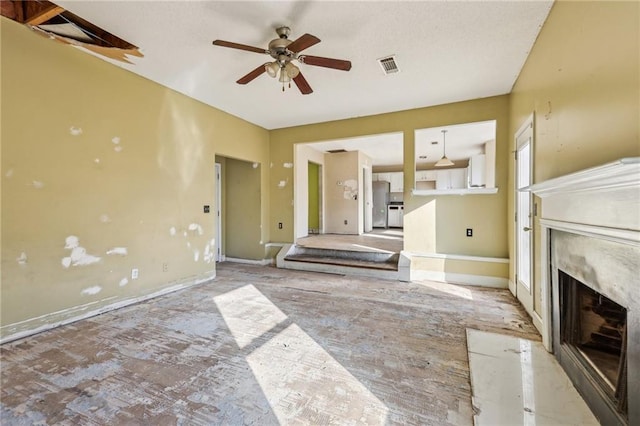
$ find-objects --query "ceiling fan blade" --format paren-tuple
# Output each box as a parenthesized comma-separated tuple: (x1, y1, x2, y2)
(212, 40, 266, 54)
(237, 64, 267, 85)
(293, 72, 313, 95)
(300, 55, 352, 71)
(286, 33, 320, 53)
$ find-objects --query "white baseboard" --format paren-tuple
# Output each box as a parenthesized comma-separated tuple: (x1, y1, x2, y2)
(410, 270, 508, 288)
(223, 257, 273, 266)
(1, 271, 216, 345)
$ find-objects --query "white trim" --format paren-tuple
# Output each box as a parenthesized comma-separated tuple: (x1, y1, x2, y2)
(1, 272, 216, 344)
(539, 225, 553, 352)
(223, 257, 273, 266)
(525, 157, 640, 196)
(405, 251, 509, 264)
(410, 270, 508, 288)
(508, 279, 516, 296)
(540, 219, 640, 246)
(265, 242, 287, 248)
(412, 187, 498, 196)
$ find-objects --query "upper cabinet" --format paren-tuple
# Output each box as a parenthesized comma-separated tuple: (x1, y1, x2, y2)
(373, 172, 404, 192)
(413, 120, 498, 195)
(389, 172, 403, 192)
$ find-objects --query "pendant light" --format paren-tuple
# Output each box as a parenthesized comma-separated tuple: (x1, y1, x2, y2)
(435, 129, 454, 167)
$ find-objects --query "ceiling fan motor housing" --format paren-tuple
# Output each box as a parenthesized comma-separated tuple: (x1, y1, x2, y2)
(268, 38, 293, 61)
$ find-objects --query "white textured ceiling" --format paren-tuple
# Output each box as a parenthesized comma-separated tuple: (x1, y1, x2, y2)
(56, 0, 553, 130)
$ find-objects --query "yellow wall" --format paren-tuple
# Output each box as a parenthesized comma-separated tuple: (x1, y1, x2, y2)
(508, 1, 640, 313)
(0, 20, 269, 339)
(270, 95, 511, 276)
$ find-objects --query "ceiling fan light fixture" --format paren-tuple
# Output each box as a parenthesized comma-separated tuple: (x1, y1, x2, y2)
(279, 71, 291, 83)
(435, 129, 455, 167)
(265, 61, 279, 78)
(285, 62, 300, 78)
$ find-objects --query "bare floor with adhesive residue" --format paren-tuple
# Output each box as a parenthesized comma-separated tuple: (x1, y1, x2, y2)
(1, 263, 539, 425)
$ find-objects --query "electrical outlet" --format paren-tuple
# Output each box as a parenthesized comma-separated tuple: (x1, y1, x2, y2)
(162, 263, 168, 272)
(131, 268, 139, 279)
(344, 219, 348, 225)
(278, 222, 283, 229)
(466, 228, 473, 237)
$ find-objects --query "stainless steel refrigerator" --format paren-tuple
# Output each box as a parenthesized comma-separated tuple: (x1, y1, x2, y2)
(372, 181, 390, 227)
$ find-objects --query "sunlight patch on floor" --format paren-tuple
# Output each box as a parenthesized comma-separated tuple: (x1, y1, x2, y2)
(214, 284, 389, 424)
(213, 285, 287, 349)
(415, 280, 474, 300)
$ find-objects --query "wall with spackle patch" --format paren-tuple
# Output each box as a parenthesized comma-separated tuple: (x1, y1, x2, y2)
(0, 19, 269, 340)
(324, 151, 360, 234)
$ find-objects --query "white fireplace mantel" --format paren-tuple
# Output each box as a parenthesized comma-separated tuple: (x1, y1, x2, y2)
(526, 157, 640, 245)
(523, 157, 640, 352)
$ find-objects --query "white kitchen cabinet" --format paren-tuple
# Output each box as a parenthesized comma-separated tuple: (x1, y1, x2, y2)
(415, 170, 437, 182)
(436, 168, 467, 190)
(376, 172, 392, 183)
(468, 154, 486, 187)
(389, 172, 404, 192)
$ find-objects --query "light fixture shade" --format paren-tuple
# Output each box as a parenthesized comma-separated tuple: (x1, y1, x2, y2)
(265, 62, 279, 78)
(435, 129, 454, 167)
(435, 156, 455, 167)
(285, 62, 300, 78)
(279, 71, 291, 83)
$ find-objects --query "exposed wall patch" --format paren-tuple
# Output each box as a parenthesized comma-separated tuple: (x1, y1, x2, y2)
(16, 252, 27, 265)
(106, 247, 128, 256)
(283, 163, 293, 169)
(69, 126, 83, 136)
(119, 278, 128, 287)
(169, 227, 177, 236)
(193, 249, 200, 262)
(343, 179, 358, 200)
(81, 286, 102, 296)
(114, 146, 123, 153)
(277, 180, 287, 188)
(99, 214, 111, 223)
(203, 239, 216, 263)
(31, 180, 44, 189)
(5, 169, 14, 178)
(252, 162, 259, 169)
(188, 223, 204, 235)
(62, 236, 101, 268)
(111, 137, 121, 145)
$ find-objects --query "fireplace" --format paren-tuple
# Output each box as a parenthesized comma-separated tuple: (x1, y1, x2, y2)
(527, 158, 639, 426)
(559, 270, 628, 420)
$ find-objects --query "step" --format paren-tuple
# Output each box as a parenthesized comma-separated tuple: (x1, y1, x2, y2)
(277, 244, 408, 281)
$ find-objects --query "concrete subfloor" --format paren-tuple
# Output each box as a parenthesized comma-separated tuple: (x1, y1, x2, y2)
(1, 263, 539, 425)
(295, 229, 403, 254)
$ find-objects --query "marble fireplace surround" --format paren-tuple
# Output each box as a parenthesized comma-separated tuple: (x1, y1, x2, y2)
(527, 157, 639, 425)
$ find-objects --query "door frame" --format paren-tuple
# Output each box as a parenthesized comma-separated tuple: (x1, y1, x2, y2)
(514, 114, 534, 317)
(362, 165, 373, 233)
(215, 162, 223, 262)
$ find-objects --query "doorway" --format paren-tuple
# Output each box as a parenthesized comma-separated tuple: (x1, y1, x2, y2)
(308, 162, 322, 234)
(515, 115, 534, 316)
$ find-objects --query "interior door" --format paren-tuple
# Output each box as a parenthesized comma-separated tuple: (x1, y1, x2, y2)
(515, 118, 534, 315)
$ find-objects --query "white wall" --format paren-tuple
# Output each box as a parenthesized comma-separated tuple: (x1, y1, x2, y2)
(294, 144, 325, 239)
(324, 151, 360, 234)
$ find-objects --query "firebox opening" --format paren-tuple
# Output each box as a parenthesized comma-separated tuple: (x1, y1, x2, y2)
(559, 270, 628, 418)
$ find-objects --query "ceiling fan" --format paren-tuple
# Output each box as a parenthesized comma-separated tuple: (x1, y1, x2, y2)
(212, 26, 352, 95)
